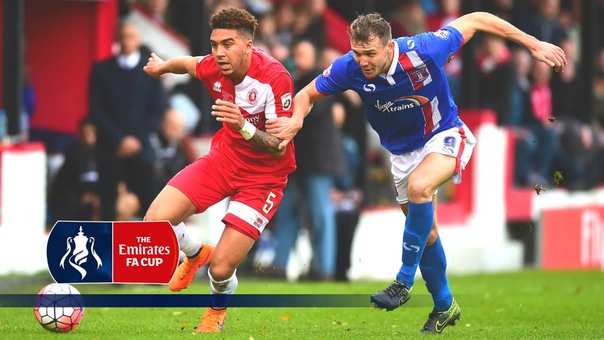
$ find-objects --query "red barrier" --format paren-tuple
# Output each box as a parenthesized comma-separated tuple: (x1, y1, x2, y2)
(541, 206, 604, 269)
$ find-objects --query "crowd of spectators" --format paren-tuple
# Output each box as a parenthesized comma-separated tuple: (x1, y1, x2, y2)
(475, 0, 604, 190)
(116, 0, 604, 192)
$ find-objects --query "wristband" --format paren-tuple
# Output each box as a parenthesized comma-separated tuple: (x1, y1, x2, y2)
(238, 120, 257, 140)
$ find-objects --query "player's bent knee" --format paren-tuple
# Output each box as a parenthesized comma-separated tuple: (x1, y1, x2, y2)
(144, 199, 191, 225)
(407, 181, 434, 202)
(209, 263, 236, 282)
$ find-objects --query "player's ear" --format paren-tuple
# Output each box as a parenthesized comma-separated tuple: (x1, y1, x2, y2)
(245, 39, 253, 54)
(387, 40, 395, 51)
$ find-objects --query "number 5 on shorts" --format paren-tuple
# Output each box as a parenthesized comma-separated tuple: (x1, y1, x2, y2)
(262, 192, 276, 214)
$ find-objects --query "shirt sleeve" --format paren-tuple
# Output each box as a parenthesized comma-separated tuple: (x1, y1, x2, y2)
(315, 54, 352, 95)
(266, 71, 295, 119)
(416, 26, 464, 67)
(195, 55, 212, 80)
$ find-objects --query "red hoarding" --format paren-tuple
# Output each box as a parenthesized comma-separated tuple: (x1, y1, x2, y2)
(541, 206, 604, 269)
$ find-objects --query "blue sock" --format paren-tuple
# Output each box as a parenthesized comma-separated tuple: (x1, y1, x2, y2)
(419, 236, 453, 312)
(396, 201, 434, 288)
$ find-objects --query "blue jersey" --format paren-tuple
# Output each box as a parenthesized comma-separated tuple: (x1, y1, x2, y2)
(315, 26, 464, 154)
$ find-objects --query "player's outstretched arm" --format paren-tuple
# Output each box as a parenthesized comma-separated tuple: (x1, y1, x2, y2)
(143, 53, 200, 79)
(266, 79, 326, 149)
(448, 12, 567, 72)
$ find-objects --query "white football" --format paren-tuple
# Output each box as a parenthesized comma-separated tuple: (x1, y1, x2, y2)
(33, 283, 85, 333)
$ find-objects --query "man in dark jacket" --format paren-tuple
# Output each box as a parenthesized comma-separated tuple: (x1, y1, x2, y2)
(89, 21, 166, 220)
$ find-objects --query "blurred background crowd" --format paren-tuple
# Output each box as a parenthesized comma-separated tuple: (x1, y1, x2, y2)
(2, 0, 604, 280)
(112, 0, 604, 199)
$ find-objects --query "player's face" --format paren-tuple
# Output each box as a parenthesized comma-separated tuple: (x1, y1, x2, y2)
(210, 28, 253, 83)
(351, 36, 394, 79)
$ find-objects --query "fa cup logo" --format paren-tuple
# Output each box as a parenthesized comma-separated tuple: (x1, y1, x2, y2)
(59, 226, 103, 279)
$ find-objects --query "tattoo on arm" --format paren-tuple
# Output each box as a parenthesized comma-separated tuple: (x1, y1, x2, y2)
(248, 130, 285, 158)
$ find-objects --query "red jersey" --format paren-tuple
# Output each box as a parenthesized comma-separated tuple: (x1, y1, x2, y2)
(195, 47, 296, 176)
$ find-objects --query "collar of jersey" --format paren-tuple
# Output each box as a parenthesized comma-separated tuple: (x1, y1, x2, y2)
(378, 40, 399, 84)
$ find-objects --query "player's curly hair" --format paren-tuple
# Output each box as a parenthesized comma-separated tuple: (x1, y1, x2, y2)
(210, 7, 258, 40)
(348, 13, 392, 46)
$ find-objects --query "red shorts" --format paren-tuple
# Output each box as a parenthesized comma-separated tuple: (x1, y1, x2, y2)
(168, 152, 288, 240)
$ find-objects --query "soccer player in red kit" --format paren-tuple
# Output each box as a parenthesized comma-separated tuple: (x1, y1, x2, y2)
(143, 8, 295, 333)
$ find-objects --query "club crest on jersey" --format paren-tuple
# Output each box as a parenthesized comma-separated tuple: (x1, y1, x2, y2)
(213, 81, 222, 93)
(432, 29, 450, 40)
(412, 67, 430, 83)
(247, 89, 258, 104)
(281, 93, 292, 111)
(443, 136, 456, 155)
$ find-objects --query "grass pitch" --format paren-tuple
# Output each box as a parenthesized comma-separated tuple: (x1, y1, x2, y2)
(1, 270, 603, 339)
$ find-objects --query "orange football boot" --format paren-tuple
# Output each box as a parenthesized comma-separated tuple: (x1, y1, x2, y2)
(196, 307, 227, 333)
(168, 244, 214, 292)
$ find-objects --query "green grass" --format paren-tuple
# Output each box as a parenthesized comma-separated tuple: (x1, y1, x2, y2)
(1, 270, 603, 339)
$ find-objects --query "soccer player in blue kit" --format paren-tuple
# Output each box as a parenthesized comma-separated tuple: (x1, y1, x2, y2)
(266, 11, 566, 334)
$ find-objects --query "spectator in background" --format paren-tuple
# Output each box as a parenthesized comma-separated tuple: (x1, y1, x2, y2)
(271, 0, 327, 47)
(151, 107, 191, 192)
(254, 4, 295, 73)
(290, 0, 327, 48)
(515, 56, 580, 188)
(483, 0, 517, 23)
(274, 1, 296, 48)
(556, 0, 581, 51)
(517, 0, 567, 44)
(256, 12, 281, 48)
(526, 46, 583, 189)
(89, 21, 166, 221)
(318, 47, 368, 195)
(269, 40, 345, 281)
(510, 48, 542, 187)
(319, 46, 367, 282)
(550, 39, 601, 189)
(507, 48, 582, 188)
(388, 0, 426, 38)
(49, 119, 140, 223)
(330, 90, 365, 282)
(318, 45, 369, 280)
(476, 34, 515, 125)
(50, 119, 102, 222)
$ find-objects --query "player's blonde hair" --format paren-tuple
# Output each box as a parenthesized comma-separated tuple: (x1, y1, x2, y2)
(348, 13, 392, 46)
